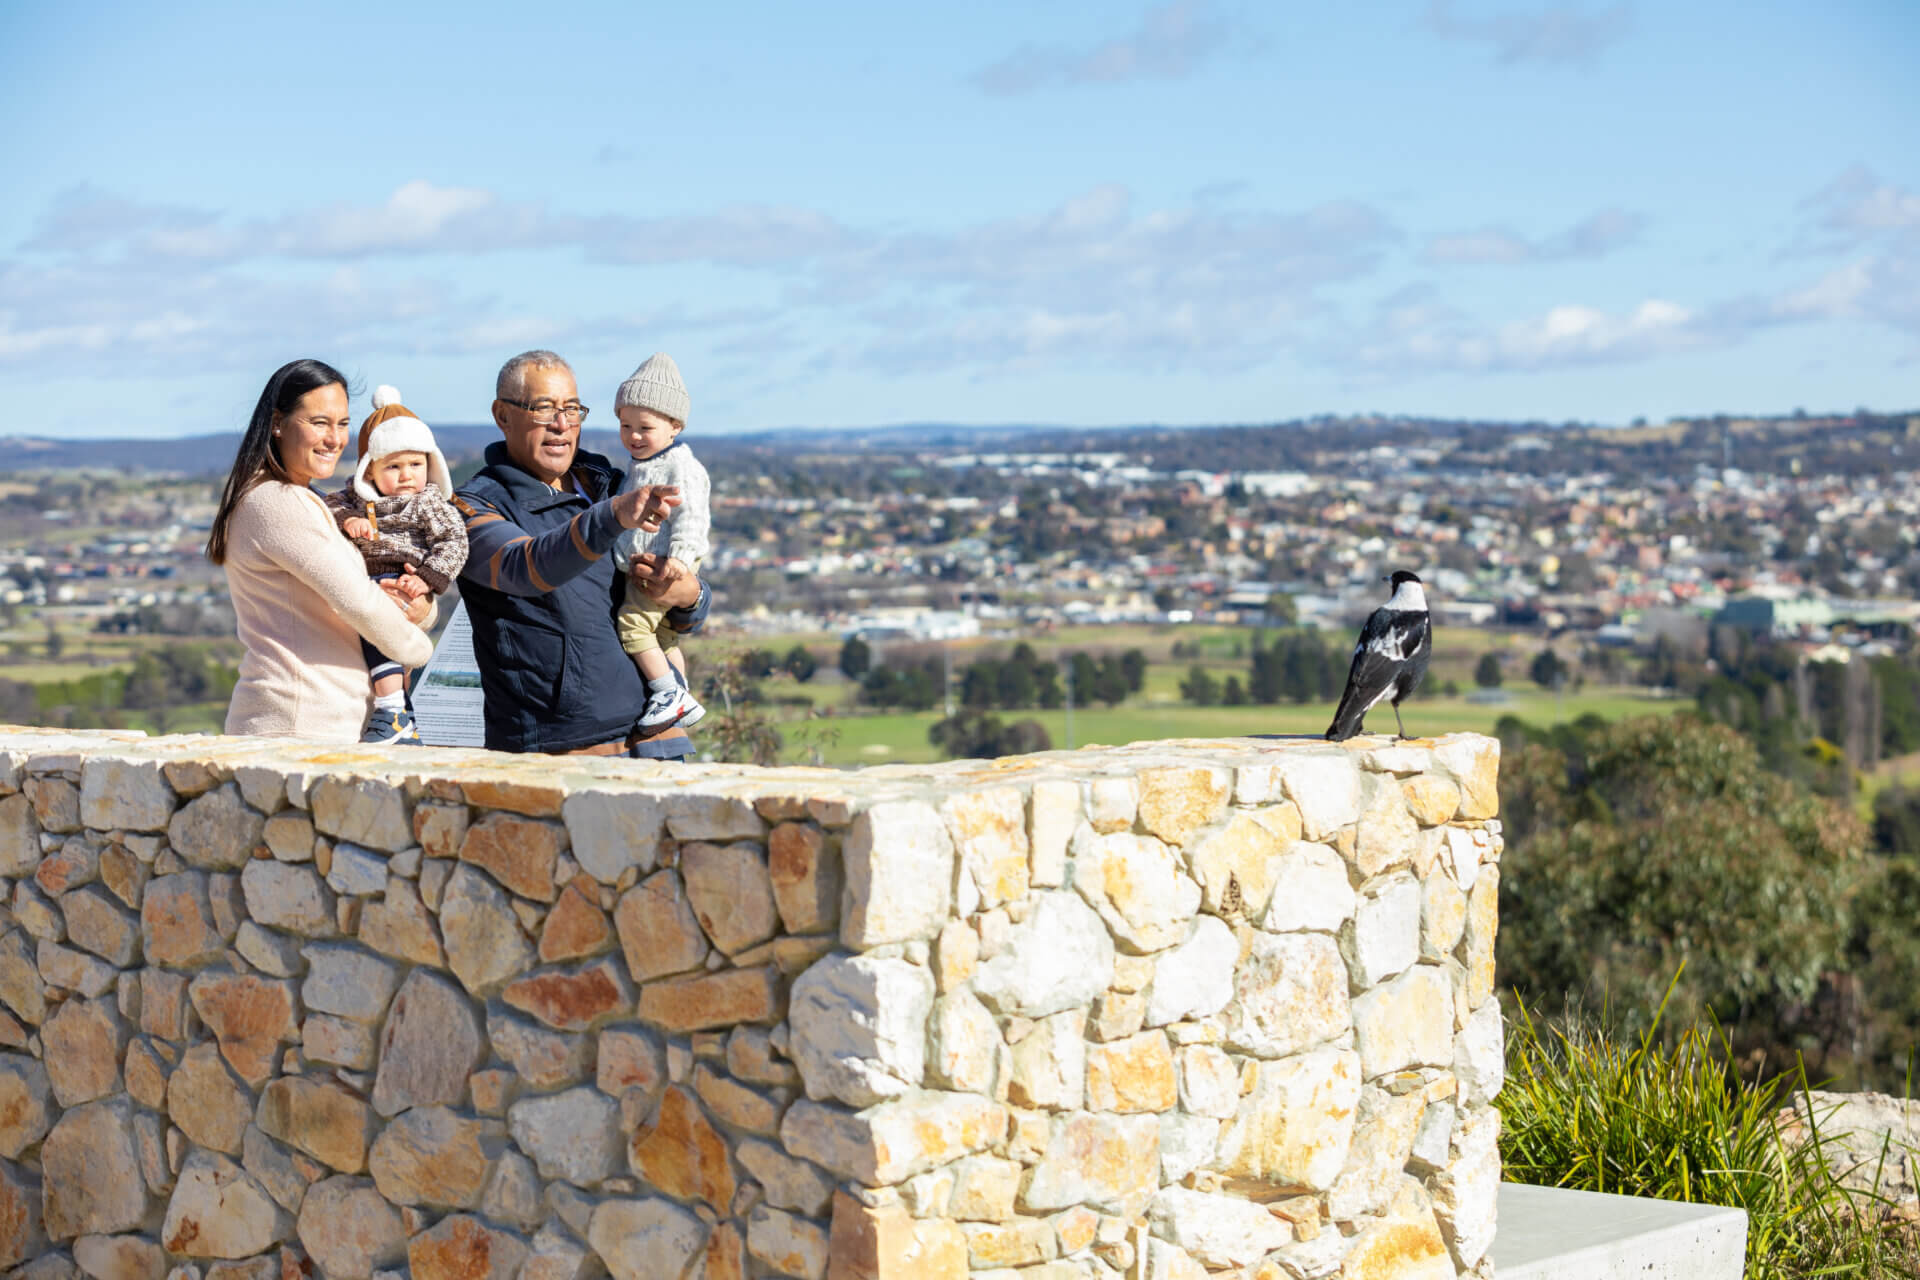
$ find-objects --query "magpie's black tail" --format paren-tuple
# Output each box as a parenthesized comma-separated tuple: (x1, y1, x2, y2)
(1325, 687, 1366, 741)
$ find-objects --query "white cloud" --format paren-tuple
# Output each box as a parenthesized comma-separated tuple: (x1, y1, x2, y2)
(0, 320, 114, 361)
(1771, 262, 1874, 321)
(1773, 167, 1920, 337)
(1340, 286, 1709, 375)
(1424, 0, 1630, 66)
(24, 185, 220, 256)
(856, 189, 1390, 297)
(973, 0, 1232, 95)
(20, 181, 851, 271)
(21, 181, 535, 264)
(584, 206, 853, 268)
(1422, 229, 1533, 266)
(1362, 172, 1920, 378)
(0, 257, 485, 372)
(1802, 165, 1920, 239)
(1423, 208, 1643, 264)
(1500, 298, 1695, 363)
(1760, 256, 1920, 336)
(268, 181, 500, 257)
(821, 188, 1393, 372)
(25, 170, 1911, 396)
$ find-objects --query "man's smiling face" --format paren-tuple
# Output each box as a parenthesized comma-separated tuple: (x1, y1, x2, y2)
(497, 365, 582, 486)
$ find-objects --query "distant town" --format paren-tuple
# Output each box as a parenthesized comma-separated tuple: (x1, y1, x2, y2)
(691, 408, 1918, 648)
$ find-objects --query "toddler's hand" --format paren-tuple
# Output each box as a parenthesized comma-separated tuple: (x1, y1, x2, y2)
(630, 553, 671, 594)
(396, 573, 430, 600)
(343, 516, 375, 541)
(658, 557, 689, 587)
(630, 554, 701, 608)
(381, 565, 433, 625)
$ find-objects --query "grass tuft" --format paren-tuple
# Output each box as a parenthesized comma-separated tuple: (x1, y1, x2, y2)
(1501, 978, 1920, 1279)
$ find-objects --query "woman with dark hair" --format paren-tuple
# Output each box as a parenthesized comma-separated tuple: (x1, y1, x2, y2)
(208, 359, 436, 740)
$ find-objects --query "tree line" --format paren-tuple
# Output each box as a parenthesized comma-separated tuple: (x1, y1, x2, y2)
(1179, 630, 1367, 707)
(2, 642, 239, 732)
(1692, 630, 1917, 793)
(844, 638, 1147, 713)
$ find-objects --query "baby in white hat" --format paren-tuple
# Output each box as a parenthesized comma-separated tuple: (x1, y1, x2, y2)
(323, 385, 469, 743)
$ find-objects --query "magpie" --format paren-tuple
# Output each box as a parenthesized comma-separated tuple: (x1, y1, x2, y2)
(1325, 571, 1431, 742)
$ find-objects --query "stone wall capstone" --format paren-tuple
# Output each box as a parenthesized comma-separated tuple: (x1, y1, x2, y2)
(0, 726, 1501, 1280)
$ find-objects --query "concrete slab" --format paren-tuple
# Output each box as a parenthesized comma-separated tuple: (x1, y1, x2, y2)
(1495, 1182, 1748, 1280)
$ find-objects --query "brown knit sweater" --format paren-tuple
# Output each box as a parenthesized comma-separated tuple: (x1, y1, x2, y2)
(322, 486, 469, 594)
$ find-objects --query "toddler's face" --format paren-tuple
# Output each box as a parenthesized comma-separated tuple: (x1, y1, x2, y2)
(618, 406, 682, 461)
(371, 451, 429, 498)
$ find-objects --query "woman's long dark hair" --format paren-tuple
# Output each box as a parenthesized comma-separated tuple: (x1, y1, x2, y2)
(205, 359, 348, 565)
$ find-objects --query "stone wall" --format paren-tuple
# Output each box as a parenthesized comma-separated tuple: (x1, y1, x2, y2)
(0, 727, 1502, 1280)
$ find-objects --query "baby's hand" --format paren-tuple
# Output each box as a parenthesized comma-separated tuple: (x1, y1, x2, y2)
(395, 573, 431, 600)
(343, 516, 375, 541)
(658, 557, 689, 587)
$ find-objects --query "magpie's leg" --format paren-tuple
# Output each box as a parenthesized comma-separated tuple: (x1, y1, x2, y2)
(1393, 702, 1407, 741)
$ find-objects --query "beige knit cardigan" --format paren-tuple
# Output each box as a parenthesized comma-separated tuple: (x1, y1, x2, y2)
(221, 481, 437, 741)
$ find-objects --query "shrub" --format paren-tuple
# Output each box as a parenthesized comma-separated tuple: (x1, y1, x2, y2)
(928, 709, 1051, 759)
(1179, 665, 1218, 706)
(838, 635, 871, 679)
(782, 645, 817, 683)
(1498, 716, 1864, 1062)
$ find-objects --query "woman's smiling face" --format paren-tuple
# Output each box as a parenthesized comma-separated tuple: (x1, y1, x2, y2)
(276, 382, 351, 487)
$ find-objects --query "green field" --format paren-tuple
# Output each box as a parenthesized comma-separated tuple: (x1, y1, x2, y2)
(701, 621, 1663, 765)
(0, 620, 189, 679)
(742, 686, 1682, 767)
(0, 611, 1676, 760)
(0, 658, 133, 683)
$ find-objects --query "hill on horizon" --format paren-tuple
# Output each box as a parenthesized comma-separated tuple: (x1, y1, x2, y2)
(0, 407, 1905, 477)
(0, 421, 1109, 476)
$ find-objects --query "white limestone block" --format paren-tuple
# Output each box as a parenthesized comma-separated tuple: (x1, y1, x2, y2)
(1144, 916, 1236, 1027)
(1148, 1186, 1294, 1268)
(1342, 873, 1421, 988)
(841, 802, 953, 948)
(1262, 841, 1357, 935)
(1069, 827, 1201, 954)
(789, 951, 933, 1108)
(1275, 751, 1362, 841)
(973, 892, 1114, 1018)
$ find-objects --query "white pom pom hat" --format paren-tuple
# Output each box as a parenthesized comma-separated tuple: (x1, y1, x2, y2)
(352, 385, 453, 502)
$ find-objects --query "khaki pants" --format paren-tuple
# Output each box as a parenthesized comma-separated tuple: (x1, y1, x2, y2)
(616, 559, 700, 658)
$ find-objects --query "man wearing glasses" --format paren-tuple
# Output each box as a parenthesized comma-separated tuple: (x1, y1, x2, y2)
(453, 349, 711, 757)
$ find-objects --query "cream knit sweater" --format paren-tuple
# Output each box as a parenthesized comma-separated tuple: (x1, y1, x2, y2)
(222, 481, 436, 740)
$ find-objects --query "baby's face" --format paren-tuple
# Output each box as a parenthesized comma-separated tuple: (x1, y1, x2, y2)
(371, 451, 429, 498)
(618, 406, 682, 461)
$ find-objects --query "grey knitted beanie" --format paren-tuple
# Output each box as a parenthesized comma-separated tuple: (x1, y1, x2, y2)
(615, 353, 690, 425)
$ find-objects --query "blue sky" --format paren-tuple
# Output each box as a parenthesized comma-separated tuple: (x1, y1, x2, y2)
(1, 0, 1916, 437)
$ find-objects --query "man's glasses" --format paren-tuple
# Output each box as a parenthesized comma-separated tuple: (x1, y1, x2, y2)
(502, 398, 590, 425)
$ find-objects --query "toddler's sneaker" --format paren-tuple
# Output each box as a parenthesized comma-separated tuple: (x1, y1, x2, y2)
(637, 685, 706, 731)
(363, 707, 422, 745)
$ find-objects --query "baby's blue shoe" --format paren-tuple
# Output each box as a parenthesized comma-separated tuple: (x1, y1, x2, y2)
(363, 707, 422, 745)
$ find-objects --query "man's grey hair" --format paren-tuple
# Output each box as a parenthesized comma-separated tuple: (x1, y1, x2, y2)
(496, 350, 574, 401)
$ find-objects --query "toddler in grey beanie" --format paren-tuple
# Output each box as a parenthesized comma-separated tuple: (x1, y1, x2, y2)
(611, 353, 711, 733)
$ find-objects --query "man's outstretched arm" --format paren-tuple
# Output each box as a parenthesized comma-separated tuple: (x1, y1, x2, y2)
(457, 485, 680, 597)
